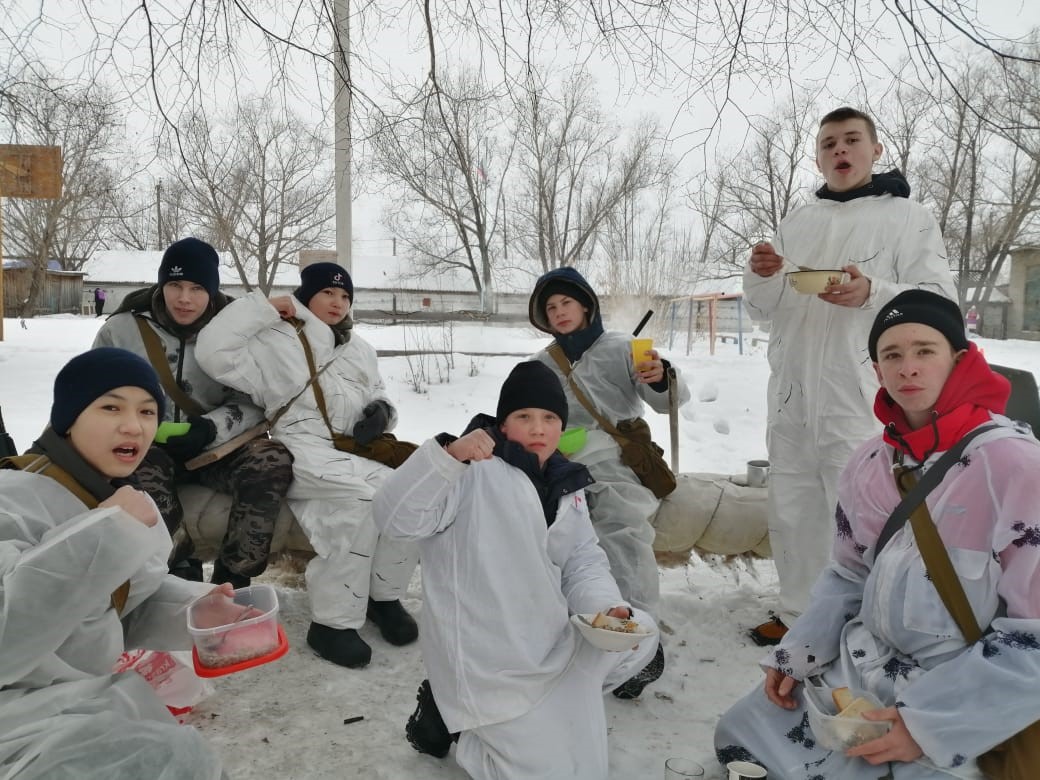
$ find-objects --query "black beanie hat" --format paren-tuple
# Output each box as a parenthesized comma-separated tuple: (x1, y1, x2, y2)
(868, 289, 969, 361)
(51, 347, 165, 435)
(158, 237, 220, 298)
(294, 262, 354, 307)
(496, 361, 569, 428)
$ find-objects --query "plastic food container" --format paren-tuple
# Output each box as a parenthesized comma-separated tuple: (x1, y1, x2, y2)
(785, 270, 849, 294)
(187, 584, 287, 676)
(803, 682, 890, 751)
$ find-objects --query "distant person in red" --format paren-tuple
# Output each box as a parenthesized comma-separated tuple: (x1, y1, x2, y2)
(966, 305, 979, 335)
(94, 287, 107, 317)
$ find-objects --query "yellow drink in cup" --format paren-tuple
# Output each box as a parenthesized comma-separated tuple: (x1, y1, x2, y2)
(631, 338, 654, 369)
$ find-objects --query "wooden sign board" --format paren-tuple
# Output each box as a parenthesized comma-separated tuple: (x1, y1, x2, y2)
(0, 145, 63, 199)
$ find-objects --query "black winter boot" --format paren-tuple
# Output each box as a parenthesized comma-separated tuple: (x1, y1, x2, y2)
(406, 680, 455, 758)
(306, 622, 372, 668)
(211, 559, 251, 590)
(367, 598, 419, 646)
(169, 557, 204, 582)
(612, 640, 665, 700)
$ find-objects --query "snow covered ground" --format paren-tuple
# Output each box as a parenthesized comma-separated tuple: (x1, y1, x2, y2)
(2, 313, 1038, 779)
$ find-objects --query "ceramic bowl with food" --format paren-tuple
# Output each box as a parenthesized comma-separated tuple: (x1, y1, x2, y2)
(786, 270, 849, 294)
(571, 612, 656, 652)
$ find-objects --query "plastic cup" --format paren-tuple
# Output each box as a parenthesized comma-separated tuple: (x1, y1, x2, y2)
(631, 337, 654, 369)
(155, 421, 191, 443)
(665, 758, 705, 778)
(726, 760, 767, 779)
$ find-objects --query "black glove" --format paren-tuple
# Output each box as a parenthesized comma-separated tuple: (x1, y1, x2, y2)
(352, 401, 390, 446)
(162, 416, 217, 462)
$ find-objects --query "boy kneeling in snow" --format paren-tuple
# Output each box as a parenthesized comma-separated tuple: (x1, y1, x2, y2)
(373, 361, 659, 780)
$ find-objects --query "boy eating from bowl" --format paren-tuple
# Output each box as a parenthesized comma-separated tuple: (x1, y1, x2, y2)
(742, 107, 956, 646)
(373, 361, 659, 779)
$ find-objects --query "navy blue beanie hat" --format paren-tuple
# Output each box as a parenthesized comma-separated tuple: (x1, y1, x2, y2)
(294, 262, 354, 307)
(496, 361, 569, 428)
(51, 348, 165, 435)
(158, 237, 220, 298)
(868, 289, 969, 361)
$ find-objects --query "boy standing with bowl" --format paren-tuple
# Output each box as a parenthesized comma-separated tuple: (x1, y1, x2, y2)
(743, 107, 956, 646)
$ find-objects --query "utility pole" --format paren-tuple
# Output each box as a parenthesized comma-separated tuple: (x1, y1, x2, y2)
(155, 180, 163, 249)
(333, 0, 352, 274)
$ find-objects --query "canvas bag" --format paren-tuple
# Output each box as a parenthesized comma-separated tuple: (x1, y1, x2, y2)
(887, 454, 1040, 780)
(547, 344, 676, 498)
(293, 323, 417, 469)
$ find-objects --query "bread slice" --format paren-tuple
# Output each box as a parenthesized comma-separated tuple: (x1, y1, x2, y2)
(837, 697, 876, 720)
(590, 612, 640, 634)
(831, 686, 855, 712)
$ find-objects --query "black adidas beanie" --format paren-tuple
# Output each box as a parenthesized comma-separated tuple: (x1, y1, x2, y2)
(496, 361, 569, 428)
(868, 289, 969, 361)
(157, 237, 221, 298)
(294, 262, 354, 307)
(51, 348, 165, 435)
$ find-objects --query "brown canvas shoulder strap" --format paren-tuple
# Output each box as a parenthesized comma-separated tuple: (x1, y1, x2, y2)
(290, 320, 337, 437)
(2, 454, 100, 509)
(133, 315, 205, 417)
(896, 469, 983, 643)
(1, 454, 131, 614)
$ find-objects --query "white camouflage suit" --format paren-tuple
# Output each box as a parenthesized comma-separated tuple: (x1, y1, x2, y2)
(715, 418, 1040, 778)
(195, 291, 417, 629)
(0, 470, 221, 780)
(744, 191, 955, 626)
(534, 330, 690, 614)
(374, 437, 659, 780)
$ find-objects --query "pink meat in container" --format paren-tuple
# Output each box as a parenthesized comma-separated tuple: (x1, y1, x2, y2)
(187, 584, 289, 677)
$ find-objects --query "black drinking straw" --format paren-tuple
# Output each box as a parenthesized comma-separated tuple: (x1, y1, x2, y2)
(632, 310, 654, 337)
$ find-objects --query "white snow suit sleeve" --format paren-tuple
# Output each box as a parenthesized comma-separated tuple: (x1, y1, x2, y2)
(0, 470, 222, 780)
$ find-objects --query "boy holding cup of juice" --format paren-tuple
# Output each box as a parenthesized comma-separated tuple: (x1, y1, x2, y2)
(528, 266, 690, 698)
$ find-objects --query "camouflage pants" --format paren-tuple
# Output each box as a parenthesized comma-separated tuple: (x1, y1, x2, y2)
(132, 438, 294, 577)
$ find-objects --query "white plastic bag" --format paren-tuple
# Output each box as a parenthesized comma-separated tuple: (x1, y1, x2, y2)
(113, 649, 213, 720)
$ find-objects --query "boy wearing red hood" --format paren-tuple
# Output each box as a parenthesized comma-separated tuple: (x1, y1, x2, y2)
(715, 290, 1040, 778)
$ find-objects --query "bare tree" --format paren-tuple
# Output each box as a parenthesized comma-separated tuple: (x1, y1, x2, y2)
(598, 175, 703, 298)
(164, 99, 335, 293)
(509, 70, 668, 275)
(6, 1, 1037, 174)
(0, 70, 129, 315)
(369, 68, 512, 303)
(104, 178, 191, 251)
(895, 45, 1040, 307)
(689, 99, 818, 279)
